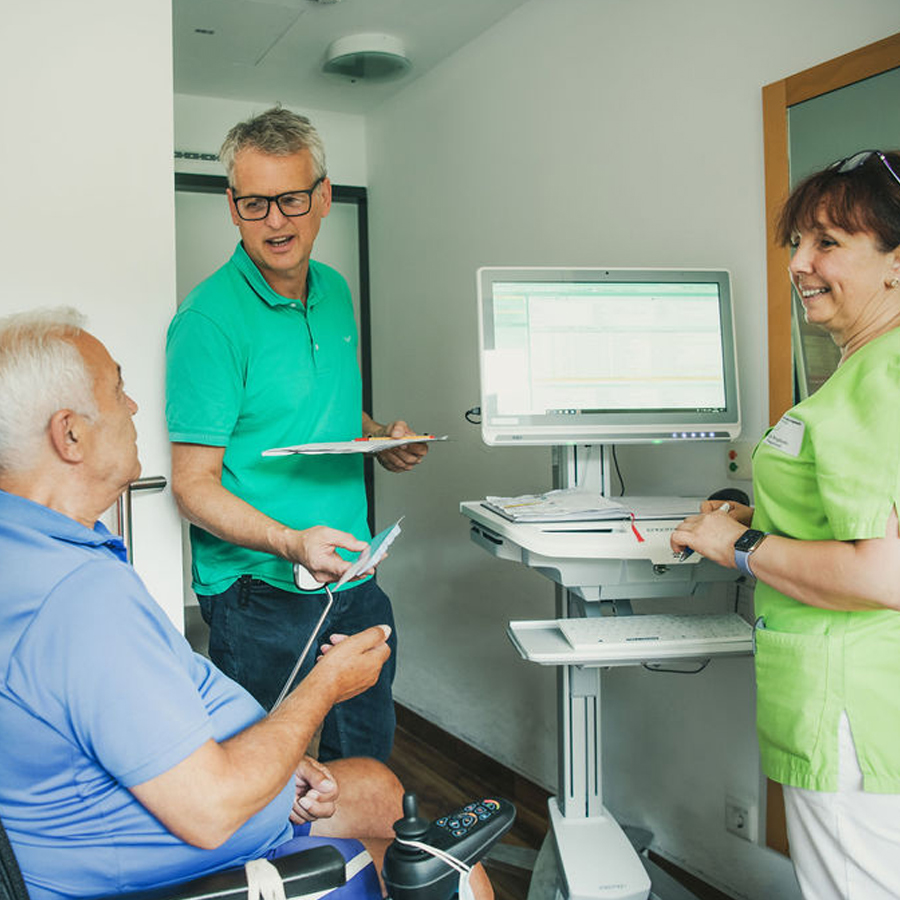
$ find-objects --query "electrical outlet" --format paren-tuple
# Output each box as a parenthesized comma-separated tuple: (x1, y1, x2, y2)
(726, 441, 753, 480)
(725, 796, 757, 842)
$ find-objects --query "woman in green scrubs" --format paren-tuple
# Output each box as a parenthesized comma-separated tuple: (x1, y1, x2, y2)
(672, 150, 900, 900)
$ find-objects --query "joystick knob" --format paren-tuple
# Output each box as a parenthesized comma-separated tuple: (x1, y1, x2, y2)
(393, 792, 431, 842)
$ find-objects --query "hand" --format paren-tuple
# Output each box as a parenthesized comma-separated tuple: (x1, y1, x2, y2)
(318, 633, 349, 658)
(287, 526, 368, 585)
(699, 498, 754, 526)
(371, 420, 429, 473)
(670, 503, 749, 567)
(309, 625, 392, 706)
(290, 756, 339, 825)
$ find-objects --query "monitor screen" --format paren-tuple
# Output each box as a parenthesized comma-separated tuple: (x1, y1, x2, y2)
(477, 267, 741, 446)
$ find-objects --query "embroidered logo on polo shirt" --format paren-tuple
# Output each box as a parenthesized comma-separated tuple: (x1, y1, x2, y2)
(763, 414, 805, 457)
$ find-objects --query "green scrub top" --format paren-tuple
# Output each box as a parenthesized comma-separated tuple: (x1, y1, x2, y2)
(166, 244, 371, 596)
(752, 327, 900, 792)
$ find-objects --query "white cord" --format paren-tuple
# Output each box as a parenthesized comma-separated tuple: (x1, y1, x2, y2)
(272, 585, 334, 711)
(245, 858, 287, 900)
(395, 838, 472, 875)
(396, 839, 476, 900)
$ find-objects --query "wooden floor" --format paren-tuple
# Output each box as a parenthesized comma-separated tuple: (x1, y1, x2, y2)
(389, 708, 546, 900)
(389, 706, 737, 900)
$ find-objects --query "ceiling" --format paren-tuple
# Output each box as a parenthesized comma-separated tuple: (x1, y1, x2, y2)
(173, 0, 529, 115)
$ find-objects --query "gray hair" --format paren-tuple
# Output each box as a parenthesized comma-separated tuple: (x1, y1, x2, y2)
(219, 106, 328, 185)
(0, 307, 98, 474)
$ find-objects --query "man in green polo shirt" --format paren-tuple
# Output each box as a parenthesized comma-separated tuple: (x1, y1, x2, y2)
(166, 107, 428, 763)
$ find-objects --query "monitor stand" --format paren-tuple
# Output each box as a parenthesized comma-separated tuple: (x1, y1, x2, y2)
(545, 445, 697, 900)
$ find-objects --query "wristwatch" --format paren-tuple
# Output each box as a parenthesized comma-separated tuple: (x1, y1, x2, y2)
(734, 528, 768, 578)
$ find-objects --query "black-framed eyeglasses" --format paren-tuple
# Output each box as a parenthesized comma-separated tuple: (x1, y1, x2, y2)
(232, 176, 325, 221)
(830, 149, 900, 188)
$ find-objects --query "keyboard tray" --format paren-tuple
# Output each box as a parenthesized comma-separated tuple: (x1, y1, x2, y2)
(508, 616, 754, 667)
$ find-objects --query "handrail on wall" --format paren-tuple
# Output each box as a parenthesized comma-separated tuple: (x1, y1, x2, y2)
(116, 476, 167, 563)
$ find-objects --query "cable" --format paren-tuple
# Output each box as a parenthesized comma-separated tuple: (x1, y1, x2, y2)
(642, 659, 711, 675)
(464, 406, 481, 425)
(271, 585, 334, 711)
(610, 445, 626, 496)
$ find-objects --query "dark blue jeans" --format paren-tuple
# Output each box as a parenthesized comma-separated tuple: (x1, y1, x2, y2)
(198, 577, 397, 762)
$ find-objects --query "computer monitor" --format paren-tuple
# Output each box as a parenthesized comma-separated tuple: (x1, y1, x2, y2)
(476, 266, 741, 446)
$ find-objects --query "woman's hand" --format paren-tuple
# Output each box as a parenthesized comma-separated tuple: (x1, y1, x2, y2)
(700, 498, 754, 525)
(671, 501, 751, 567)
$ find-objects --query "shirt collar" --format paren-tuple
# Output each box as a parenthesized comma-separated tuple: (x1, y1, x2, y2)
(0, 489, 128, 562)
(231, 242, 323, 310)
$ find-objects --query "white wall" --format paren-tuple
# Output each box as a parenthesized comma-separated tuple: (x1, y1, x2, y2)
(0, 0, 183, 625)
(174, 94, 368, 184)
(365, 1, 900, 897)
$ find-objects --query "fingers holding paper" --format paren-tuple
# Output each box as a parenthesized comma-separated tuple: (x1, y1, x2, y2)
(291, 525, 368, 585)
(369, 418, 430, 472)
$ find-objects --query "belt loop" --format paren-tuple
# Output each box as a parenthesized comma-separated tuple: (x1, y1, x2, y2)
(238, 574, 253, 608)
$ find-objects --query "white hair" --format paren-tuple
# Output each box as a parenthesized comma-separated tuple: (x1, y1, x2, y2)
(0, 307, 98, 474)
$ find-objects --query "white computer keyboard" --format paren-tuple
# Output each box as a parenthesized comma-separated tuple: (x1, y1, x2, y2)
(556, 613, 753, 661)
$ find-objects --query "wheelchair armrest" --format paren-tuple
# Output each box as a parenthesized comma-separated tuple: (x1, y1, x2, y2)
(89, 845, 346, 900)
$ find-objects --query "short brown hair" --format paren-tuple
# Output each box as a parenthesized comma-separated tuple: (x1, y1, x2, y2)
(777, 150, 900, 252)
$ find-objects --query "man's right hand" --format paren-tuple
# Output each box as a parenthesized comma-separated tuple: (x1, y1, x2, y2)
(287, 525, 369, 585)
(308, 625, 392, 705)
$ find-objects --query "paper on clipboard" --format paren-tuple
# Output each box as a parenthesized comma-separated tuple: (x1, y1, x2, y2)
(336, 518, 403, 588)
(263, 436, 448, 457)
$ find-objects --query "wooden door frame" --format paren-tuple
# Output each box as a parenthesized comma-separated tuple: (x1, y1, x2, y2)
(762, 32, 900, 426)
(760, 32, 900, 853)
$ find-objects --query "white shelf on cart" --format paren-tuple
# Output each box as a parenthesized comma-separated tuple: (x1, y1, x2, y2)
(508, 615, 753, 667)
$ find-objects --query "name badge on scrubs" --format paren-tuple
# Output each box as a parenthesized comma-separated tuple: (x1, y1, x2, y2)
(763, 414, 805, 458)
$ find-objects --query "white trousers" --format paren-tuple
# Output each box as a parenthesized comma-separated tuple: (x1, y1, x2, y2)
(783, 712, 900, 900)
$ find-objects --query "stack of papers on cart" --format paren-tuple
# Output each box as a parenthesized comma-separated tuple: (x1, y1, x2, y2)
(483, 488, 628, 523)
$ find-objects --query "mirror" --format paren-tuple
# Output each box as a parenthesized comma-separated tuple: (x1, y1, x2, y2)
(762, 32, 900, 425)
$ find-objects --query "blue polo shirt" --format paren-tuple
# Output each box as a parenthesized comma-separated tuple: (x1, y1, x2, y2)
(0, 490, 293, 900)
(166, 243, 371, 596)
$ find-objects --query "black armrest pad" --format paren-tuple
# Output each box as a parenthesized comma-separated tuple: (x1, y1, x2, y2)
(89, 845, 346, 900)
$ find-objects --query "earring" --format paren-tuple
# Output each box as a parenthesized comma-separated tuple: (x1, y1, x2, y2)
(892, 277, 900, 289)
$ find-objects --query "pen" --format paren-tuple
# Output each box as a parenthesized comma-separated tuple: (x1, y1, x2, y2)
(354, 434, 435, 441)
(676, 502, 732, 562)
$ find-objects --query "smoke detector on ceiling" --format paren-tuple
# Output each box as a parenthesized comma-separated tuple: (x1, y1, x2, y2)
(323, 33, 411, 82)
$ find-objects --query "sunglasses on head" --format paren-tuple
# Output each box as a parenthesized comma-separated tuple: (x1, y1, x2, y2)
(830, 149, 900, 187)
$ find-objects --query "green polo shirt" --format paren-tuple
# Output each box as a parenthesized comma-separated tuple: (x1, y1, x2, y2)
(166, 243, 371, 596)
(752, 327, 900, 792)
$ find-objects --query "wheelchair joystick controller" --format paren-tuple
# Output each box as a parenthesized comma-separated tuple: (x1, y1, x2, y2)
(382, 792, 516, 900)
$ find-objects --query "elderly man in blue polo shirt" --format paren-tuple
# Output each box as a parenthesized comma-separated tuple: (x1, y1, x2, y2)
(0, 308, 404, 900)
(166, 107, 429, 763)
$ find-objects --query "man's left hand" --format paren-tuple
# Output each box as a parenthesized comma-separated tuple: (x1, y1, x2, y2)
(372, 420, 429, 473)
(290, 756, 339, 825)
